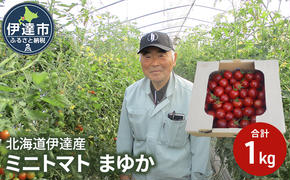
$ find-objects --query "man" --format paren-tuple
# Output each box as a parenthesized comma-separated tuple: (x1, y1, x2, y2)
(116, 31, 212, 180)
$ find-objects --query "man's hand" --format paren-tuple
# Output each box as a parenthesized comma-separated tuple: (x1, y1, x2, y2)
(120, 174, 131, 180)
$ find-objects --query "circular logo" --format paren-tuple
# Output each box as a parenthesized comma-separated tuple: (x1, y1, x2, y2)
(233, 122, 287, 176)
(147, 32, 158, 42)
(2, 2, 54, 55)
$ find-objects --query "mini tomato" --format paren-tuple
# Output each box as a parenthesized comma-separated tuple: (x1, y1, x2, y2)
(18, 172, 27, 180)
(239, 119, 250, 128)
(233, 98, 243, 108)
(224, 85, 233, 94)
(234, 70, 243, 80)
(248, 88, 258, 98)
(220, 94, 229, 102)
(245, 72, 254, 81)
(208, 80, 217, 91)
(215, 119, 227, 128)
(239, 89, 248, 99)
(27, 172, 35, 180)
(256, 107, 265, 115)
(233, 108, 243, 118)
(218, 78, 229, 87)
(212, 73, 222, 82)
(223, 70, 232, 79)
(253, 99, 264, 108)
(250, 80, 259, 88)
(243, 107, 255, 117)
(0, 167, 4, 175)
(229, 89, 239, 99)
(243, 97, 254, 107)
(225, 112, 234, 121)
(227, 119, 239, 128)
(223, 102, 233, 112)
(214, 86, 224, 97)
(216, 108, 226, 119)
(0, 130, 10, 140)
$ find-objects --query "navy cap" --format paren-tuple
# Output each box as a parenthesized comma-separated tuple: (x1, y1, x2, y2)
(137, 31, 174, 54)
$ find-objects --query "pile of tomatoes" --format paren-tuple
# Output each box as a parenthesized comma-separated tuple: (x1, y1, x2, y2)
(205, 69, 266, 128)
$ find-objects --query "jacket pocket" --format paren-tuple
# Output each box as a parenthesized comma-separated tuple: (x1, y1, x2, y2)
(160, 118, 189, 148)
(127, 108, 147, 141)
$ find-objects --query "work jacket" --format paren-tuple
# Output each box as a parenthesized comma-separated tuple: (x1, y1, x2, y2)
(117, 72, 212, 180)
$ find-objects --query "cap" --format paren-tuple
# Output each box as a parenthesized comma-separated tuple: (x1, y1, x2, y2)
(137, 31, 174, 54)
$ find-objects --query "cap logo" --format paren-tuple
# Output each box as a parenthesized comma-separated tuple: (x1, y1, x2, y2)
(147, 32, 158, 42)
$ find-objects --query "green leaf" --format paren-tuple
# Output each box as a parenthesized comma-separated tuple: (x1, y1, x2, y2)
(32, 72, 49, 85)
(81, 0, 87, 6)
(24, 109, 49, 120)
(55, 94, 72, 106)
(0, 101, 7, 111)
(0, 85, 16, 92)
(41, 97, 66, 108)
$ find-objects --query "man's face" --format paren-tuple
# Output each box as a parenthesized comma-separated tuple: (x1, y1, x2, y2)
(140, 47, 177, 85)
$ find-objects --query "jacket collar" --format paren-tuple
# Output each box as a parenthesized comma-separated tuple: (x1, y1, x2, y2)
(143, 71, 176, 98)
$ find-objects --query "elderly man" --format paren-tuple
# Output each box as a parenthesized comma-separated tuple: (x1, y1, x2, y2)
(116, 31, 212, 180)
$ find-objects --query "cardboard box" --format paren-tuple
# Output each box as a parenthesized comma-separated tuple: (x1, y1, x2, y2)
(186, 60, 285, 137)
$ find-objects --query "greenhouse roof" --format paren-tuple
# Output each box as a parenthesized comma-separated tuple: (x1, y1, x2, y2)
(1, 0, 290, 40)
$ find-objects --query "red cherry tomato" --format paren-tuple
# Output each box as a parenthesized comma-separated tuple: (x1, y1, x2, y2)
(254, 99, 264, 108)
(208, 80, 217, 91)
(206, 110, 215, 117)
(239, 89, 248, 98)
(257, 90, 265, 100)
(233, 81, 242, 90)
(245, 72, 254, 81)
(223, 102, 233, 112)
(223, 70, 232, 79)
(18, 172, 27, 180)
(248, 88, 258, 98)
(220, 93, 229, 102)
(256, 107, 265, 115)
(234, 70, 243, 80)
(229, 78, 237, 85)
(240, 119, 250, 128)
(206, 93, 216, 104)
(243, 107, 255, 117)
(0, 130, 10, 140)
(214, 86, 224, 97)
(241, 79, 250, 88)
(216, 108, 226, 119)
(243, 97, 254, 107)
(0, 167, 4, 175)
(255, 71, 264, 82)
(224, 85, 233, 94)
(229, 89, 239, 99)
(215, 119, 227, 128)
(218, 78, 229, 87)
(250, 116, 256, 124)
(233, 98, 243, 108)
(212, 73, 222, 82)
(225, 112, 234, 121)
(213, 101, 223, 110)
(250, 80, 259, 88)
(227, 119, 239, 128)
(233, 108, 243, 118)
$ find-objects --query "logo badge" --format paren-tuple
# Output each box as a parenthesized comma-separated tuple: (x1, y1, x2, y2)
(147, 32, 158, 42)
(2, 2, 54, 55)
